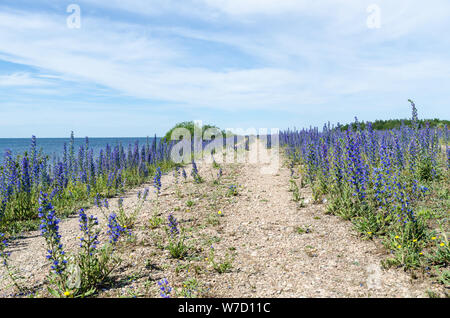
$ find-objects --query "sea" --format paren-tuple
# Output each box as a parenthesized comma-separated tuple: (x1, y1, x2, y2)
(0, 137, 159, 162)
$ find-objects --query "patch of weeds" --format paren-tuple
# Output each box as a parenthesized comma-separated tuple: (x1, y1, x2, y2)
(148, 214, 163, 229)
(144, 259, 161, 271)
(117, 190, 149, 229)
(295, 226, 312, 234)
(153, 233, 165, 250)
(298, 198, 306, 208)
(125, 233, 137, 245)
(436, 269, 450, 286)
(353, 211, 388, 238)
(206, 213, 220, 226)
(416, 208, 436, 221)
(0, 233, 26, 293)
(289, 179, 302, 203)
(381, 258, 400, 269)
(204, 235, 221, 246)
(226, 185, 238, 197)
(191, 161, 203, 184)
(167, 236, 189, 259)
(382, 220, 429, 270)
(166, 215, 189, 260)
(175, 263, 190, 274)
(425, 224, 449, 268)
(212, 160, 221, 169)
(208, 247, 233, 273)
(178, 278, 204, 298)
(304, 246, 318, 258)
(312, 183, 325, 204)
(426, 290, 441, 298)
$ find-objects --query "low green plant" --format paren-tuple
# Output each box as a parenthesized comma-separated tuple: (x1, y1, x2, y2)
(148, 198, 163, 229)
(39, 196, 124, 298)
(227, 185, 238, 197)
(437, 269, 450, 286)
(295, 226, 311, 234)
(426, 227, 449, 267)
(148, 213, 163, 229)
(212, 160, 221, 170)
(208, 247, 233, 273)
(167, 235, 189, 259)
(289, 179, 302, 203)
(206, 212, 220, 226)
(166, 215, 189, 259)
(61, 210, 121, 297)
(382, 219, 428, 269)
(178, 277, 203, 298)
(116, 189, 148, 230)
(0, 233, 25, 293)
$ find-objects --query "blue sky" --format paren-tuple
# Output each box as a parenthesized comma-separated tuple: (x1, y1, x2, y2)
(0, 0, 449, 137)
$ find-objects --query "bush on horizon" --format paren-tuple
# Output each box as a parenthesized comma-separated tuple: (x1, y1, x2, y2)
(163, 121, 229, 142)
(339, 118, 449, 132)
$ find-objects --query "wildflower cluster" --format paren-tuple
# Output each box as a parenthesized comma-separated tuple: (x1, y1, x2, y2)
(280, 101, 448, 269)
(75, 208, 120, 296)
(173, 166, 180, 184)
(39, 203, 122, 297)
(191, 161, 202, 183)
(153, 167, 162, 195)
(38, 193, 67, 275)
(227, 185, 238, 196)
(213, 167, 223, 185)
(168, 214, 179, 237)
(78, 209, 99, 253)
(166, 214, 188, 259)
(107, 213, 129, 244)
(0, 133, 176, 230)
(157, 278, 172, 298)
(0, 233, 9, 265)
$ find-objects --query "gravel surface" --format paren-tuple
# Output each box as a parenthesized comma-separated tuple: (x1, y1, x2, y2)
(0, 142, 445, 297)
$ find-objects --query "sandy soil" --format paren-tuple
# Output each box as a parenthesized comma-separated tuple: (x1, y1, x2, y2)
(0, 142, 446, 298)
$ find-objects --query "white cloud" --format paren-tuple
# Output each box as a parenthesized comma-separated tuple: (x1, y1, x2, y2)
(201, 0, 311, 15)
(0, 1, 449, 119)
(0, 72, 47, 87)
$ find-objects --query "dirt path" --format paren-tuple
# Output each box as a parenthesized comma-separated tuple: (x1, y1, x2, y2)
(205, 142, 442, 297)
(0, 141, 444, 297)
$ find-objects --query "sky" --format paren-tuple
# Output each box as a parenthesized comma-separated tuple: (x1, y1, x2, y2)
(0, 0, 449, 138)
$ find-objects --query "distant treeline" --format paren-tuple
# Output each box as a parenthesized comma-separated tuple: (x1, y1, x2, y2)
(340, 118, 450, 131)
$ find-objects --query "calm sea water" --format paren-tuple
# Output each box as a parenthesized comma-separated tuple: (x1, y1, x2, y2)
(0, 137, 159, 162)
